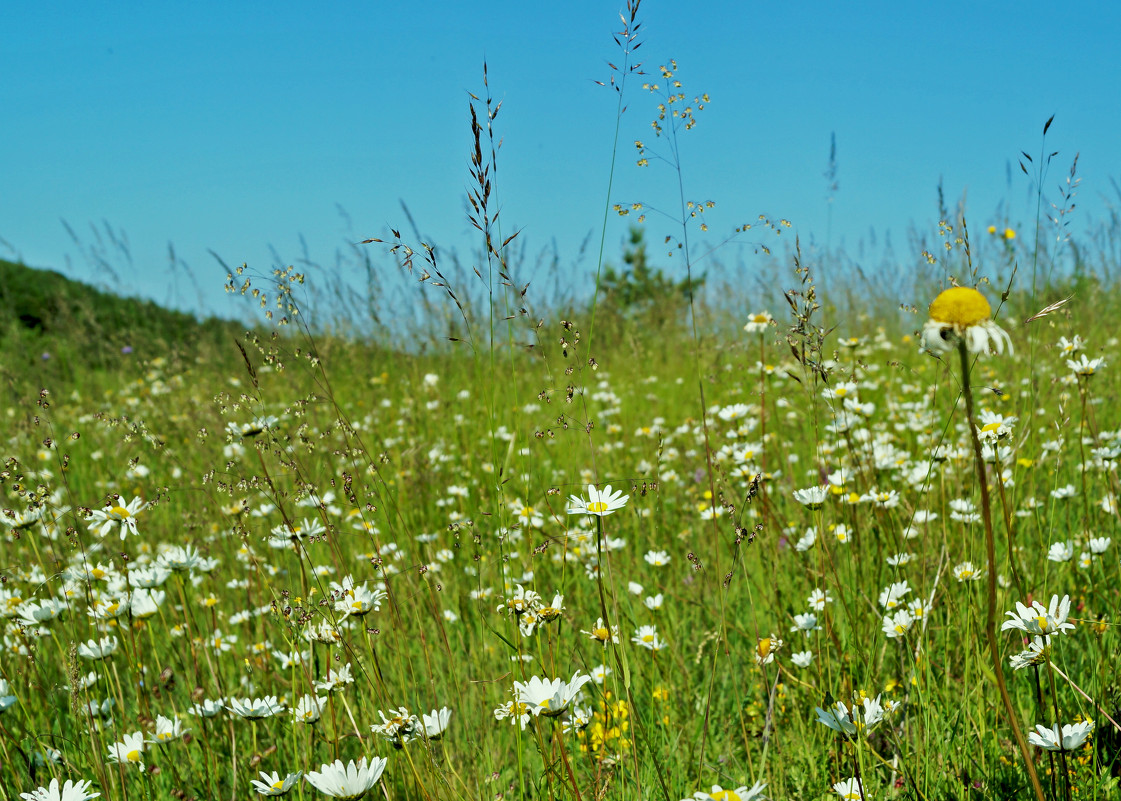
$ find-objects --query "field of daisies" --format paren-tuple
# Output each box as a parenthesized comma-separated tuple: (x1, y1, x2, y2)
(1, 245, 1118, 801)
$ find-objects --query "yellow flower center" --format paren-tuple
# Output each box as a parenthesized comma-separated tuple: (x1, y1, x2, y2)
(126, 749, 141, 762)
(111, 506, 131, 518)
(593, 627, 609, 640)
(587, 501, 608, 513)
(928, 287, 992, 327)
(711, 792, 741, 801)
(757, 638, 772, 658)
(1034, 616, 1050, 632)
(272, 780, 285, 790)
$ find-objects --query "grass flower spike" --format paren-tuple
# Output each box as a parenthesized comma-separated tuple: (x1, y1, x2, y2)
(921, 286, 1012, 355)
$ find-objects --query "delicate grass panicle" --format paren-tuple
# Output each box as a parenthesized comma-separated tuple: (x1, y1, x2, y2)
(0, 8, 1119, 801)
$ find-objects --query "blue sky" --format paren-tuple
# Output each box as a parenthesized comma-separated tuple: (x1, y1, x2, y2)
(3, 1, 1119, 318)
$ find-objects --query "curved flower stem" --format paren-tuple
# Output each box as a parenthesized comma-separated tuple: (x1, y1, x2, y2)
(958, 341, 1045, 801)
(989, 450, 1025, 597)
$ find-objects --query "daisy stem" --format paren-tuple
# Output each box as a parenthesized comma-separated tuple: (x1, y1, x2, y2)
(758, 332, 769, 530)
(1045, 666, 1073, 801)
(399, 742, 431, 800)
(552, 719, 583, 801)
(958, 340, 1046, 801)
(1077, 381, 1090, 532)
(1057, 749, 1072, 801)
(850, 744, 866, 800)
(989, 451, 1025, 597)
(1030, 667, 1057, 800)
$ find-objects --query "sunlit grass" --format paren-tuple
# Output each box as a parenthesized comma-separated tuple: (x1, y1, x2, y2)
(0, 256, 1118, 801)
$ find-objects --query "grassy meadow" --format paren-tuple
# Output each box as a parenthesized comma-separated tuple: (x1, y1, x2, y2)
(3, 14, 1121, 801)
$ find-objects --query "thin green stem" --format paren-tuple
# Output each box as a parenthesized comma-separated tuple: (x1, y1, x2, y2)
(959, 340, 1046, 801)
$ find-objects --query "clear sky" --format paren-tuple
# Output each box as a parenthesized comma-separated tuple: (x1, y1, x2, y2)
(3, 1, 1119, 318)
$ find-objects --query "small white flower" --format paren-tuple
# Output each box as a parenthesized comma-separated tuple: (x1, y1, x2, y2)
(20, 778, 101, 801)
(148, 715, 188, 744)
(1027, 719, 1094, 752)
(227, 696, 286, 720)
(644, 550, 671, 567)
(420, 707, 452, 739)
(882, 609, 915, 639)
(743, 311, 773, 334)
(793, 486, 828, 509)
(77, 637, 119, 661)
(566, 484, 629, 517)
(249, 770, 302, 797)
(305, 756, 387, 799)
(1008, 637, 1051, 671)
(1066, 355, 1105, 376)
(1047, 541, 1074, 562)
(106, 731, 146, 770)
(953, 562, 984, 581)
(632, 625, 667, 651)
(807, 588, 833, 610)
(878, 581, 911, 610)
(515, 672, 592, 717)
(1001, 594, 1075, 636)
(315, 663, 354, 694)
(833, 777, 865, 799)
(1088, 537, 1111, 554)
(88, 497, 147, 540)
(292, 695, 326, 724)
(790, 612, 821, 636)
(794, 528, 816, 552)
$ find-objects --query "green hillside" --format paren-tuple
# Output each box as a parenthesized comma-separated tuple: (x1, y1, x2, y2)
(0, 258, 244, 364)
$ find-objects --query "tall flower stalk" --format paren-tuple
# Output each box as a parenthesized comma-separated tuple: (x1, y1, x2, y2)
(957, 338, 1045, 801)
(923, 285, 1045, 801)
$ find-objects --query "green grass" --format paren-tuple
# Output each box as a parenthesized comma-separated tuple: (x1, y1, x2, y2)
(0, 249, 1118, 801)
